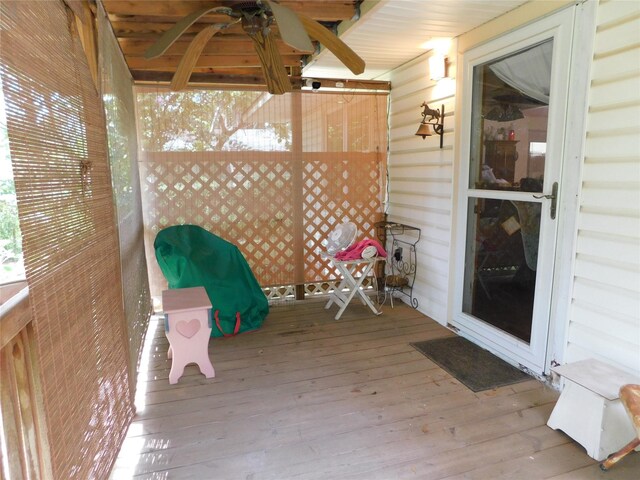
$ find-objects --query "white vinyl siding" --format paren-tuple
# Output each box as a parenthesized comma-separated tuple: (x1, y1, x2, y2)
(385, 50, 456, 323)
(383, 0, 639, 375)
(566, 0, 640, 375)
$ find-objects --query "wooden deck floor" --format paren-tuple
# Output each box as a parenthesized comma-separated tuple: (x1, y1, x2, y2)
(110, 300, 639, 479)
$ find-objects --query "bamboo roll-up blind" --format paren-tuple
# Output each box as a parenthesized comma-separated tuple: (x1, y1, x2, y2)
(1, 1, 133, 478)
(97, 2, 151, 389)
(135, 87, 387, 296)
(301, 92, 387, 283)
(136, 87, 297, 296)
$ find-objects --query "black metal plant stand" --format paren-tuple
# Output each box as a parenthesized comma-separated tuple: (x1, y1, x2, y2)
(375, 221, 421, 308)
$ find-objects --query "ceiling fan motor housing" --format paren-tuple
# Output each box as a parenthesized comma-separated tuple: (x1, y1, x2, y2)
(241, 14, 272, 36)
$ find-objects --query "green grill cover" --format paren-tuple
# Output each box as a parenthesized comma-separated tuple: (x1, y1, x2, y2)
(154, 225, 268, 337)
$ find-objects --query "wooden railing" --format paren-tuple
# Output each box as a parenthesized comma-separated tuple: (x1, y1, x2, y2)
(0, 284, 52, 479)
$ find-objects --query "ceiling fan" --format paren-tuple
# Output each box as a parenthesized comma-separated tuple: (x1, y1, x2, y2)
(144, 0, 366, 94)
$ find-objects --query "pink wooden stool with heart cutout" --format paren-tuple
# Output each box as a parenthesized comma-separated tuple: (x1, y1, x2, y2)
(162, 287, 215, 384)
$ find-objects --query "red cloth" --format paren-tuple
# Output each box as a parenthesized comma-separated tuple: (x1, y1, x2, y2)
(334, 238, 387, 261)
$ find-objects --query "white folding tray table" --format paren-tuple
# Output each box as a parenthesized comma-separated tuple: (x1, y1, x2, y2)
(323, 254, 383, 320)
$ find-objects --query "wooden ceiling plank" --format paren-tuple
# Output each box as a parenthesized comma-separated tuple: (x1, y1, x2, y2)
(191, 67, 266, 75)
(132, 70, 269, 86)
(127, 55, 302, 69)
(108, 14, 234, 24)
(111, 21, 291, 39)
(102, 1, 227, 17)
(102, 0, 357, 22)
(119, 37, 309, 56)
(143, 6, 235, 59)
(110, 21, 247, 38)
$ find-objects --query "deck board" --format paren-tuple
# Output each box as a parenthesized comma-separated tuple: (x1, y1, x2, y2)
(110, 300, 640, 479)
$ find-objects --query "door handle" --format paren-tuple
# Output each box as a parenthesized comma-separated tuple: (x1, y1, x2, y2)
(532, 182, 558, 220)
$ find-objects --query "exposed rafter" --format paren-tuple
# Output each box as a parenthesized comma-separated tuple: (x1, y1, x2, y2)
(101, 0, 366, 90)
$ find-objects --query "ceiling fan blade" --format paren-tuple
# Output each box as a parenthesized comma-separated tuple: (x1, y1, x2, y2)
(243, 18, 292, 95)
(298, 14, 365, 75)
(144, 6, 232, 59)
(170, 25, 223, 91)
(263, 0, 314, 53)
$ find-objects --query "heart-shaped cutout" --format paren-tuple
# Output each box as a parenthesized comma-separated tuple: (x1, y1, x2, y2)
(176, 319, 200, 339)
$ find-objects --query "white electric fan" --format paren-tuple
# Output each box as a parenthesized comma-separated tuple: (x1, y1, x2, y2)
(325, 221, 357, 255)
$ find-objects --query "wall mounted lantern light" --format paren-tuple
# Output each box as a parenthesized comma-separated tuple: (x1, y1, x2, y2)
(415, 102, 445, 148)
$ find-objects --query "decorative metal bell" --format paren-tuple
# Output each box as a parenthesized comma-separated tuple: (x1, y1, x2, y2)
(415, 122, 432, 139)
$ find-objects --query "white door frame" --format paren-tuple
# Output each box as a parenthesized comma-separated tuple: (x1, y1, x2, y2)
(450, 3, 596, 375)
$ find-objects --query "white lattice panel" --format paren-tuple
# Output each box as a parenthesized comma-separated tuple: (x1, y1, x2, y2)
(140, 152, 296, 291)
(303, 152, 385, 283)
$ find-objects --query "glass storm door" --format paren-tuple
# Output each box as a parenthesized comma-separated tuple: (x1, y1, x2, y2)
(453, 9, 575, 373)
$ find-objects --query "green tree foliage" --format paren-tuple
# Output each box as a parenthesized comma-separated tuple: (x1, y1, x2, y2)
(0, 100, 23, 263)
(103, 94, 134, 214)
(136, 90, 291, 152)
(0, 178, 13, 194)
(0, 179, 21, 259)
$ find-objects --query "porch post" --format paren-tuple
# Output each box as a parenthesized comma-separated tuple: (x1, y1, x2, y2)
(291, 86, 305, 300)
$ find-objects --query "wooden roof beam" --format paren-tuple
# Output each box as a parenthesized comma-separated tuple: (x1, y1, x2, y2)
(130, 71, 389, 92)
(131, 70, 304, 89)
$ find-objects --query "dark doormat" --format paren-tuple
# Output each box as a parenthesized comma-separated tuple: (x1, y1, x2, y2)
(411, 336, 531, 392)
